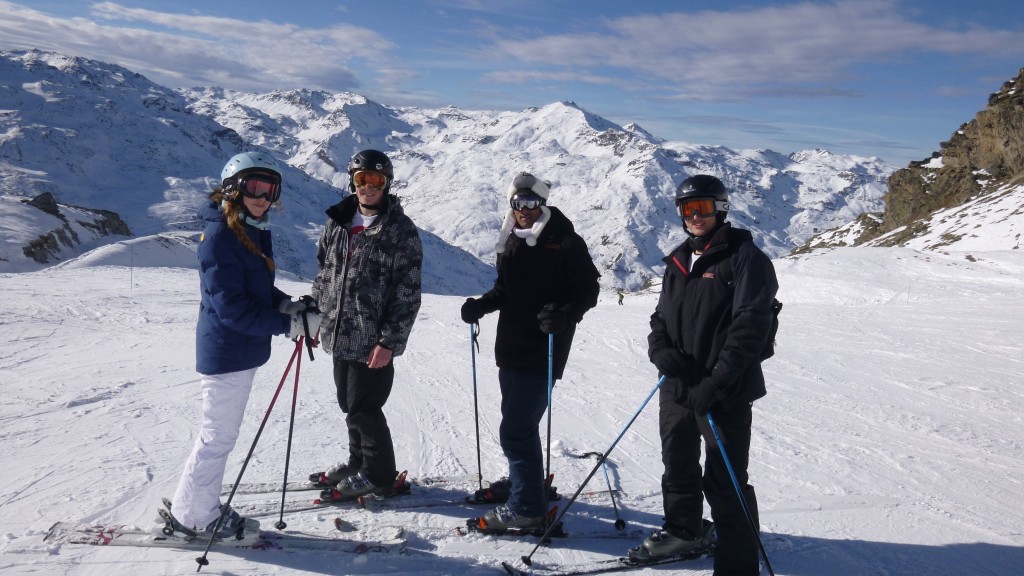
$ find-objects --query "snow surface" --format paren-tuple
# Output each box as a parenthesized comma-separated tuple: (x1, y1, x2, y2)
(1, 240, 1022, 575)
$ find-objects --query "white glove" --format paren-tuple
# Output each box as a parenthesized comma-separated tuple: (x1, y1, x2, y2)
(278, 299, 306, 315)
(287, 310, 322, 341)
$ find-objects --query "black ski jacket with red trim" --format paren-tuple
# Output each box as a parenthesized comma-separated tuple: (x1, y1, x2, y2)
(649, 223, 778, 405)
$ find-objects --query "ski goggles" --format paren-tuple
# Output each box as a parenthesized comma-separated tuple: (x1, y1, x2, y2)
(238, 173, 282, 202)
(352, 170, 389, 189)
(510, 196, 545, 211)
(677, 197, 723, 219)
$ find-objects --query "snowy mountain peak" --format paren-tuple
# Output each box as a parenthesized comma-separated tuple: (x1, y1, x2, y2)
(1, 49, 897, 290)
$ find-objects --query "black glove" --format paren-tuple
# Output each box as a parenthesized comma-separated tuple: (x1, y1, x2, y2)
(298, 294, 320, 313)
(650, 347, 693, 379)
(537, 303, 569, 335)
(461, 298, 484, 324)
(685, 379, 719, 416)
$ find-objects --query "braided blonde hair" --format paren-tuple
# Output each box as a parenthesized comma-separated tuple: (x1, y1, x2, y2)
(210, 189, 276, 272)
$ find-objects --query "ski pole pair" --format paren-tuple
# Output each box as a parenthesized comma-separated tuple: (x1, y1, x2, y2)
(517, 379, 775, 575)
(197, 305, 319, 571)
(469, 327, 556, 492)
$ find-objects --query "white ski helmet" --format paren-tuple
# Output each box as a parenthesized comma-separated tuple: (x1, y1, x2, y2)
(221, 151, 281, 184)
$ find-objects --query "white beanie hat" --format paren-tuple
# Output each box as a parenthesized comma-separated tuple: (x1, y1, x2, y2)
(507, 171, 551, 201)
(496, 172, 552, 254)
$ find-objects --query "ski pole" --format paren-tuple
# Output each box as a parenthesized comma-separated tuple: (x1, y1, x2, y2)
(578, 451, 625, 530)
(706, 412, 775, 576)
(196, 337, 304, 571)
(274, 330, 305, 530)
(545, 332, 554, 482)
(470, 322, 483, 490)
(518, 376, 665, 567)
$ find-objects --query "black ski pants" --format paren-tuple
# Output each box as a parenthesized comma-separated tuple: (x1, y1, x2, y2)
(333, 358, 397, 488)
(659, 389, 760, 576)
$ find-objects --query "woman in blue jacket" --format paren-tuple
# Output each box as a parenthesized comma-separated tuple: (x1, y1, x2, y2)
(165, 151, 318, 540)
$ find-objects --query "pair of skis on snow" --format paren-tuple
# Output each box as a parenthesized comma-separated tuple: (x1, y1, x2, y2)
(44, 520, 407, 554)
(45, 520, 710, 576)
(45, 470, 716, 576)
(502, 546, 715, 576)
(45, 498, 407, 556)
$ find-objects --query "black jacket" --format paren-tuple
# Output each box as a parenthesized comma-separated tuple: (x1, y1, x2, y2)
(649, 223, 778, 405)
(477, 207, 600, 379)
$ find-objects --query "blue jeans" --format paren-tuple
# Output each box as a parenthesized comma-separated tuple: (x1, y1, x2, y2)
(498, 368, 550, 518)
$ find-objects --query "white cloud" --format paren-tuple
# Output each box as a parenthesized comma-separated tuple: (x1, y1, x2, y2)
(489, 0, 1024, 99)
(0, 1, 405, 92)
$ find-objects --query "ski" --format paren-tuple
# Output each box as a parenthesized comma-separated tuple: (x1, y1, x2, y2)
(467, 475, 561, 505)
(501, 547, 714, 576)
(457, 524, 642, 541)
(232, 471, 426, 517)
(224, 472, 477, 495)
(43, 521, 406, 554)
(231, 491, 422, 518)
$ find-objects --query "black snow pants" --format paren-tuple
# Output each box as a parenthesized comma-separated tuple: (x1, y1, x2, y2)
(333, 358, 398, 488)
(659, 389, 760, 576)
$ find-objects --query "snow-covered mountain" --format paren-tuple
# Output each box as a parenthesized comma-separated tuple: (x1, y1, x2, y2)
(0, 49, 895, 290)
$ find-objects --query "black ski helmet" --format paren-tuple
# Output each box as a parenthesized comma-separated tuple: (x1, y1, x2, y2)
(348, 149, 394, 193)
(675, 174, 728, 205)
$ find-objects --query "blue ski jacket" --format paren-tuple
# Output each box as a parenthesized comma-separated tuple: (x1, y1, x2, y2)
(195, 201, 291, 375)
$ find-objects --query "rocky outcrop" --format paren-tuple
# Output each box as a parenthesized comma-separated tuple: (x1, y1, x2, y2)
(869, 68, 1024, 245)
(802, 68, 1024, 251)
(21, 192, 132, 264)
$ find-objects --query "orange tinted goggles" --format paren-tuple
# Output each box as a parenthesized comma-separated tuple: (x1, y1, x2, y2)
(677, 198, 718, 219)
(353, 170, 388, 189)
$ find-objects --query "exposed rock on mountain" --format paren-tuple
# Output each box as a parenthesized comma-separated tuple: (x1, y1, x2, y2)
(17, 192, 132, 264)
(799, 68, 1024, 253)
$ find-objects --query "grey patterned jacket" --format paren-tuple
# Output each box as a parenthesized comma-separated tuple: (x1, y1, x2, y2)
(311, 194, 422, 361)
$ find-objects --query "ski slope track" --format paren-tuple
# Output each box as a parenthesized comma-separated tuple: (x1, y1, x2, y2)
(1, 244, 1022, 575)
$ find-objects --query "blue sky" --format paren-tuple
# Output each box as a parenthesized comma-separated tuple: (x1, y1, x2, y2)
(2, 0, 1023, 166)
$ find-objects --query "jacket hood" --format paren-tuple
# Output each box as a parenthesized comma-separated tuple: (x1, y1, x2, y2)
(198, 200, 224, 224)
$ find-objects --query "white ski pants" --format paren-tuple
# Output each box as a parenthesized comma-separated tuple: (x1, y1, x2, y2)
(171, 368, 256, 529)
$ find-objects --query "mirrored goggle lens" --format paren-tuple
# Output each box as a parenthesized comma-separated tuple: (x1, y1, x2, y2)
(510, 198, 544, 211)
(353, 170, 388, 189)
(240, 175, 281, 201)
(677, 198, 717, 219)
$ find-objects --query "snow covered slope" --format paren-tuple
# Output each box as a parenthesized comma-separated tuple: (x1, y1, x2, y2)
(0, 242, 1021, 575)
